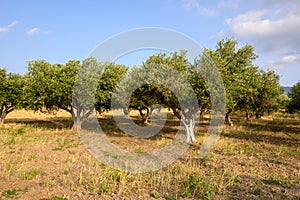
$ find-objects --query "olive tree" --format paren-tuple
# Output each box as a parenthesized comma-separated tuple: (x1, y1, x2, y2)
(114, 51, 210, 143)
(205, 39, 283, 124)
(23, 57, 104, 130)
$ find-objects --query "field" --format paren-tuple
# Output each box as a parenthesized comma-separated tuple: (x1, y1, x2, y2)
(0, 110, 299, 199)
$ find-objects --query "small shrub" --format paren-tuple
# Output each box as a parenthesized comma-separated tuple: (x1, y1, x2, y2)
(1, 187, 28, 198)
(150, 190, 160, 199)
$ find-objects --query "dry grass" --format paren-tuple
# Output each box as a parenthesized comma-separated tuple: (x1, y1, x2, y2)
(0, 110, 299, 199)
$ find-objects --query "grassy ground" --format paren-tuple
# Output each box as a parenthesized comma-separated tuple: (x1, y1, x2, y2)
(0, 110, 299, 199)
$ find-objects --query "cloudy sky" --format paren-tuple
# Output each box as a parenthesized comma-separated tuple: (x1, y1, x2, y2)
(0, 0, 299, 86)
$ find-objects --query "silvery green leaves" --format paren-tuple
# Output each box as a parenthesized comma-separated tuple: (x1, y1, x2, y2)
(112, 60, 199, 140)
(72, 57, 105, 130)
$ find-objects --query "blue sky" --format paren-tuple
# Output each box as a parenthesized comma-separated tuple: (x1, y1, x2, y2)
(0, 0, 299, 86)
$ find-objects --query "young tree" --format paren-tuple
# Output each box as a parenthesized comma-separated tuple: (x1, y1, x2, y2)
(0, 68, 23, 124)
(287, 81, 300, 113)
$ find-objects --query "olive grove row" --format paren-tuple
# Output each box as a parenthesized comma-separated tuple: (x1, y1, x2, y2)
(1, 39, 297, 142)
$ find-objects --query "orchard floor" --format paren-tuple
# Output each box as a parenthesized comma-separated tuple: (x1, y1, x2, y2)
(0, 110, 299, 199)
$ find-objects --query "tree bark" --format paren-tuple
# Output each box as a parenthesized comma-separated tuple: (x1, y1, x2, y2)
(139, 108, 151, 125)
(255, 113, 260, 119)
(225, 109, 233, 126)
(0, 112, 7, 124)
(182, 117, 196, 143)
(0, 116, 5, 125)
(170, 107, 197, 143)
(246, 112, 253, 121)
(123, 107, 130, 118)
(0, 106, 14, 125)
(150, 107, 154, 115)
(71, 107, 83, 131)
(72, 116, 82, 131)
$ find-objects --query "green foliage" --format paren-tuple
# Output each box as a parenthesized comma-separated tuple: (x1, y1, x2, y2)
(182, 174, 199, 197)
(114, 51, 194, 116)
(72, 57, 104, 129)
(252, 70, 283, 117)
(138, 51, 201, 120)
(206, 38, 283, 121)
(95, 63, 128, 113)
(114, 51, 201, 141)
(23, 59, 78, 113)
(1, 187, 28, 198)
(0, 68, 23, 124)
(205, 38, 258, 110)
(23, 57, 106, 129)
(150, 191, 161, 198)
(287, 81, 300, 113)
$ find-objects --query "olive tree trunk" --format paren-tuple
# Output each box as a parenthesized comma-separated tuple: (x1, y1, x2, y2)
(182, 116, 196, 143)
(225, 109, 233, 126)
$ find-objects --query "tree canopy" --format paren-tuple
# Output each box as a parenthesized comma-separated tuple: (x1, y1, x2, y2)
(0, 69, 23, 124)
(205, 38, 284, 124)
(287, 81, 300, 113)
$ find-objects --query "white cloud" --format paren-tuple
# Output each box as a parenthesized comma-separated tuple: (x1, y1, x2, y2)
(26, 27, 40, 35)
(210, 30, 225, 39)
(263, 0, 300, 7)
(264, 61, 285, 70)
(218, 0, 239, 9)
(281, 55, 297, 63)
(182, 0, 218, 17)
(222, 2, 300, 55)
(0, 21, 19, 33)
(225, 10, 269, 37)
(263, 55, 299, 71)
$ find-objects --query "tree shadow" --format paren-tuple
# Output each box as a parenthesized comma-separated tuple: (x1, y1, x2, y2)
(92, 116, 181, 139)
(5, 117, 73, 129)
(5, 114, 212, 141)
(245, 122, 300, 135)
(222, 119, 300, 148)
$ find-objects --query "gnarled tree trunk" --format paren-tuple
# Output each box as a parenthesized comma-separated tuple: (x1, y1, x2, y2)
(0, 105, 14, 125)
(72, 115, 83, 131)
(123, 107, 130, 118)
(182, 116, 196, 143)
(246, 112, 253, 122)
(0, 116, 5, 125)
(225, 109, 233, 126)
(138, 108, 151, 125)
